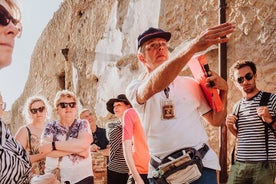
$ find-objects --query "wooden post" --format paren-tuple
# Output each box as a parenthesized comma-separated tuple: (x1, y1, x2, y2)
(218, 0, 228, 183)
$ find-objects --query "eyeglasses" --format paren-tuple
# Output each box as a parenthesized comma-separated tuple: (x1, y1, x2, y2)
(58, 102, 76, 109)
(0, 5, 22, 37)
(30, 106, 45, 114)
(145, 41, 168, 51)
(237, 73, 254, 84)
(0, 102, 6, 111)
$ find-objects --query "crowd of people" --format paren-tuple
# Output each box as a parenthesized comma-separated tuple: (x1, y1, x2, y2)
(0, 0, 275, 184)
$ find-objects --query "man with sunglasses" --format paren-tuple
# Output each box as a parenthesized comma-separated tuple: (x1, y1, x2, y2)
(0, 0, 31, 183)
(226, 60, 276, 184)
(126, 23, 235, 184)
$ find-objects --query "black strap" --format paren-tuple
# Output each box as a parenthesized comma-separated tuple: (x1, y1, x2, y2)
(260, 92, 275, 134)
(0, 120, 2, 145)
(231, 101, 241, 165)
(233, 101, 241, 131)
(26, 126, 33, 155)
(259, 92, 271, 166)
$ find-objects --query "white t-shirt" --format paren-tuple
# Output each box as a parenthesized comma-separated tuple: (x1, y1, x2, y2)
(126, 76, 220, 177)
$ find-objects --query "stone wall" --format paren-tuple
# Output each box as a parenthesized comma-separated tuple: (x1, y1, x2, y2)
(3, 0, 275, 183)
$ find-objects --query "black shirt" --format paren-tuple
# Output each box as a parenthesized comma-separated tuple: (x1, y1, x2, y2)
(92, 126, 109, 149)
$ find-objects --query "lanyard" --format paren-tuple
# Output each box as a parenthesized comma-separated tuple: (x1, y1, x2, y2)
(164, 87, 170, 99)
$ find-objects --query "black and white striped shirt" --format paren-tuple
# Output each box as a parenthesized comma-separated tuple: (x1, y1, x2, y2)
(0, 120, 31, 183)
(106, 121, 129, 173)
(234, 91, 276, 161)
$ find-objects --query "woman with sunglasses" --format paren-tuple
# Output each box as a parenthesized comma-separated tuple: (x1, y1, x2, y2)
(15, 95, 52, 177)
(0, 0, 22, 68)
(0, 0, 31, 183)
(39, 90, 94, 184)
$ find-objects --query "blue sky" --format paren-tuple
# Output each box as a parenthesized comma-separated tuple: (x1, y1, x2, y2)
(0, 1, 63, 110)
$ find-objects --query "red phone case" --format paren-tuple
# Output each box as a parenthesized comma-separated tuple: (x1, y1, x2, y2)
(188, 55, 224, 112)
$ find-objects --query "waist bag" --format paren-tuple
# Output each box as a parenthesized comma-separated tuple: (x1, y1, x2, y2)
(151, 144, 209, 184)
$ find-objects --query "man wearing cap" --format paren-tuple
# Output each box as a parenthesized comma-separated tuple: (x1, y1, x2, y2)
(126, 23, 235, 184)
(105, 94, 131, 184)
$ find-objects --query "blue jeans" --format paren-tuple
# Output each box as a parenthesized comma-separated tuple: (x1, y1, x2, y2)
(148, 167, 217, 184)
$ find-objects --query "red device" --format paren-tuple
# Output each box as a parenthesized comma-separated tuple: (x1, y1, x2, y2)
(188, 54, 224, 112)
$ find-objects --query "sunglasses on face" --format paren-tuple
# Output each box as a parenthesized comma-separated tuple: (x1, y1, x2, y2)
(58, 102, 76, 109)
(237, 73, 254, 84)
(0, 102, 6, 111)
(30, 106, 45, 114)
(145, 41, 168, 51)
(0, 5, 22, 36)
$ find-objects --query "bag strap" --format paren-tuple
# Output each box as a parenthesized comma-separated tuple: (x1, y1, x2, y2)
(0, 120, 2, 145)
(231, 101, 241, 165)
(233, 101, 241, 131)
(26, 126, 33, 154)
(260, 92, 275, 133)
(259, 92, 272, 167)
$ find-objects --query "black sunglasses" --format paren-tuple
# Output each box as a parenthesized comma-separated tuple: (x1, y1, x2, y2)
(0, 5, 22, 35)
(30, 106, 45, 114)
(237, 73, 254, 84)
(58, 102, 76, 109)
(0, 5, 19, 26)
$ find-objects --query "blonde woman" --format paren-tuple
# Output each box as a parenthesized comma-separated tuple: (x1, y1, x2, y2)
(39, 90, 94, 184)
(15, 95, 52, 176)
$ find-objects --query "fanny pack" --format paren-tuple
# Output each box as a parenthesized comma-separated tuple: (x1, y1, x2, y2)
(151, 144, 209, 184)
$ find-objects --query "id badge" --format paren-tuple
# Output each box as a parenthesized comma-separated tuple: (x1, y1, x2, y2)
(161, 99, 175, 120)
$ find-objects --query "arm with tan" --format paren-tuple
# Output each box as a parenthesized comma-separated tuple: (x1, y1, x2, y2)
(137, 23, 235, 104)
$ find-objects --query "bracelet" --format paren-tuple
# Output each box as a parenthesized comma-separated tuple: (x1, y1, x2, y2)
(52, 141, 57, 151)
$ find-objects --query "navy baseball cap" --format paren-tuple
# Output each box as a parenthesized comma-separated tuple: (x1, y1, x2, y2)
(137, 27, 171, 48)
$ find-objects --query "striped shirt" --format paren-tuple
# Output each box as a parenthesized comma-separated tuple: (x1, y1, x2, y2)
(106, 121, 129, 173)
(0, 120, 31, 183)
(234, 91, 276, 161)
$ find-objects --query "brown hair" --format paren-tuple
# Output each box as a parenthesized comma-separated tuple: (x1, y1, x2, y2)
(229, 60, 257, 82)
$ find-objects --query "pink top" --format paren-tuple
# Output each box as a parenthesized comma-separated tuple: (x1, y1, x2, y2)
(122, 108, 150, 174)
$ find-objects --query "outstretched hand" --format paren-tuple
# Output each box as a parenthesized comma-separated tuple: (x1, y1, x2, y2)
(191, 22, 235, 53)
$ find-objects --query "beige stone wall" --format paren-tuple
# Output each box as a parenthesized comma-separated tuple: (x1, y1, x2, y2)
(3, 0, 275, 182)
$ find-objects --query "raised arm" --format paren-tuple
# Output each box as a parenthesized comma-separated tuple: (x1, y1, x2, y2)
(136, 23, 235, 104)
